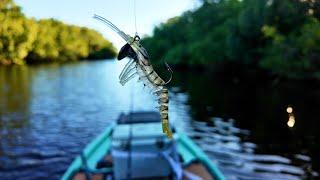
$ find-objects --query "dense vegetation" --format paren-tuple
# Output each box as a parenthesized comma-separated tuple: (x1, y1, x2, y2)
(142, 0, 320, 79)
(0, 0, 116, 65)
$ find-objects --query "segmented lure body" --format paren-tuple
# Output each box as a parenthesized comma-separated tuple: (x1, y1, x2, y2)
(94, 15, 173, 138)
(118, 46, 172, 139)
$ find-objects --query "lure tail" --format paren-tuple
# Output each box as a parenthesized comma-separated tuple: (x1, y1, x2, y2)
(157, 87, 173, 139)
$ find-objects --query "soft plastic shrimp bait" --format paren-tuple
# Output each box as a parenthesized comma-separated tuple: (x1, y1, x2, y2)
(94, 15, 173, 138)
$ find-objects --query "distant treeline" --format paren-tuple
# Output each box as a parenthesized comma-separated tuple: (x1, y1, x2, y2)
(142, 0, 320, 79)
(0, 0, 116, 65)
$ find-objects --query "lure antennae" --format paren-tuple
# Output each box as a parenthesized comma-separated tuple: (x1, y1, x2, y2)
(163, 61, 173, 85)
(93, 14, 131, 42)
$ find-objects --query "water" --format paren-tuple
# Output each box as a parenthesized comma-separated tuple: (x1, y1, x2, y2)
(0, 61, 318, 179)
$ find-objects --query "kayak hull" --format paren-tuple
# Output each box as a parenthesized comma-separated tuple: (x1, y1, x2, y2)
(62, 113, 225, 180)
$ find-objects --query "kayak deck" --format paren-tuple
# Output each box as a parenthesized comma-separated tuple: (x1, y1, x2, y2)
(72, 156, 213, 180)
(62, 112, 224, 180)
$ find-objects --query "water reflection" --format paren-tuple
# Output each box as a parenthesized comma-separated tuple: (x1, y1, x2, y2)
(0, 66, 33, 178)
(170, 69, 320, 178)
(0, 66, 31, 124)
(286, 106, 295, 128)
(180, 118, 318, 179)
(287, 115, 295, 128)
(0, 61, 319, 179)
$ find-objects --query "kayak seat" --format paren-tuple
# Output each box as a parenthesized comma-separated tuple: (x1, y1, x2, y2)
(183, 161, 214, 180)
(72, 166, 113, 180)
(71, 152, 113, 180)
(72, 171, 105, 180)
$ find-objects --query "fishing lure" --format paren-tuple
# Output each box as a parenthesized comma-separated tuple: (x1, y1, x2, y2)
(94, 15, 173, 138)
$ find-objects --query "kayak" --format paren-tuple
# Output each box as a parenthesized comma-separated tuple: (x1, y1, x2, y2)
(62, 111, 225, 180)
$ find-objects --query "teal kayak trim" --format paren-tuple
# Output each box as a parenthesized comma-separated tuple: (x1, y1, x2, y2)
(177, 133, 225, 180)
(61, 122, 116, 180)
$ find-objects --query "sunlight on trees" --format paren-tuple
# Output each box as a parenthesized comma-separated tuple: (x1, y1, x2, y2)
(0, 0, 116, 65)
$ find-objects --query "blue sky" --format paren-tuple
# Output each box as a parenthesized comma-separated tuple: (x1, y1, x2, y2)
(15, 0, 198, 49)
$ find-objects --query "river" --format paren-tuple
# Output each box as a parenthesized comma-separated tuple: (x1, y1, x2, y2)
(0, 60, 318, 179)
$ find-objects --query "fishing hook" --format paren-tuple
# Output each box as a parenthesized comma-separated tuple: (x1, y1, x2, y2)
(163, 61, 173, 85)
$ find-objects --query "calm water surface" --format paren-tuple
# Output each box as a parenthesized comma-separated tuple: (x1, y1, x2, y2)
(0, 61, 319, 179)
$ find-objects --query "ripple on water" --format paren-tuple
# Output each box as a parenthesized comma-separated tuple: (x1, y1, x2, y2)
(0, 61, 318, 179)
(183, 117, 317, 180)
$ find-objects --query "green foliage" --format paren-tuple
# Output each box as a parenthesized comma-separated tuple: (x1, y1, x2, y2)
(26, 20, 116, 63)
(0, 0, 116, 65)
(142, 0, 320, 79)
(142, 0, 242, 66)
(0, 0, 37, 65)
(261, 19, 320, 79)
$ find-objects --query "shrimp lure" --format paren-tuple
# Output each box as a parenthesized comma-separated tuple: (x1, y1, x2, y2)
(94, 15, 173, 139)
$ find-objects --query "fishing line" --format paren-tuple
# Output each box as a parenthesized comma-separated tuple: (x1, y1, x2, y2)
(134, 0, 138, 35)
(126, 82, 134, 180)
(127, 1, 138, 178)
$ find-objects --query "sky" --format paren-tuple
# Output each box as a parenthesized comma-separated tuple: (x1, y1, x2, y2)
(15, 0, 197, 49)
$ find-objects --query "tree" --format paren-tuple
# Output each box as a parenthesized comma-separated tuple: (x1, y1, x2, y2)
(0, 0, 116, 65)
(142, 0, 320, 79)
(261, 18, 320, 79)
(0, 0, 37, 65)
